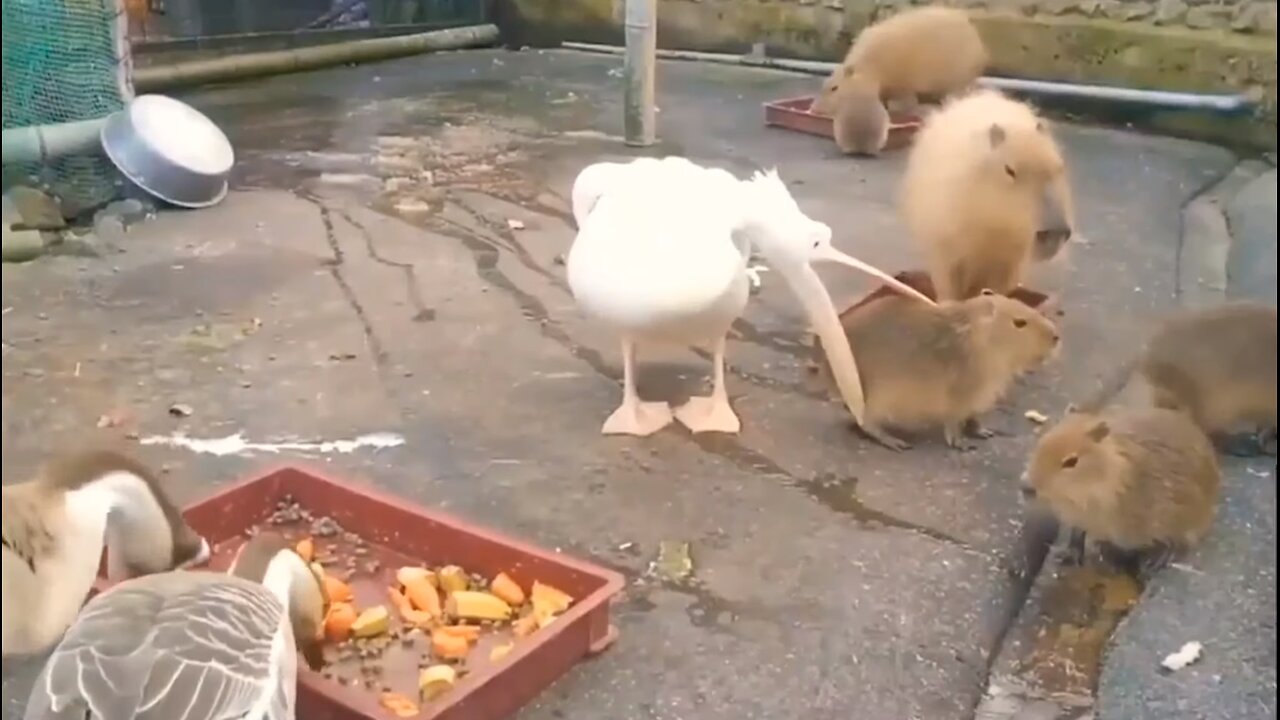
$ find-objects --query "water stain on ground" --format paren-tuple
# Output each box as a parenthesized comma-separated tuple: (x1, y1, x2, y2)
(1016, 564, 1141, 696)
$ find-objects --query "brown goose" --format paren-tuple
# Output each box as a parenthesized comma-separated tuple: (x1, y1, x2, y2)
(22, 531, 328, 720)
(2, 450, 211, 657)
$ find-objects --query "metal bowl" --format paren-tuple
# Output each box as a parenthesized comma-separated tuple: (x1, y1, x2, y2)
(101, 94, 234, 209)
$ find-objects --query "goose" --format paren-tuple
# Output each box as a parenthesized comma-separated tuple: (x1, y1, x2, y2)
(566, 160, 935, 436)
(2, 450, 212, 657)
(22, 531, 329, 720)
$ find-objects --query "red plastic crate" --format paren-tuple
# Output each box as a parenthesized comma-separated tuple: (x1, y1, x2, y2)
(93, 466, 626, 720)
(763, 96, 922, 151)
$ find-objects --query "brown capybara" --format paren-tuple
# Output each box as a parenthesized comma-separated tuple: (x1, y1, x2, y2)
(1021, 406, 1222, 578)
(813, 289, 1060, 451)
(900, 89, 1076, 302)
(1079, 301, 1278, 455)
(812, 6, 988, 134)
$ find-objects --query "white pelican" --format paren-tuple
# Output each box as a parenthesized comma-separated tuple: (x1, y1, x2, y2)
(23, 532, 328, 720)
(3, 450, 211, 658)
(567, 159, 934, 436)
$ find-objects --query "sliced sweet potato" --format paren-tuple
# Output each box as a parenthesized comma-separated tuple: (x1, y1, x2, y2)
(530, 581, 573, 618)
(437, 565, 469, 594)
(511, 613, 539, 638)
(436, 624, 481, 642)
(419, 664, 458, 701)
(397, 566, 436, 589)
(388, 587, 434, 628)
(489, 642, 515, 662)
(445, 591, 511, 621)
(324, 603, 358, 643)
(295, 537, 315, 563)
(322, 575, 354, 605)
(351, 606, 390, 638)
(430, 628, 470, 660)
(405, 578, 442, 618)
(379, 692, 419, 718)
(490, 572, 526, 607)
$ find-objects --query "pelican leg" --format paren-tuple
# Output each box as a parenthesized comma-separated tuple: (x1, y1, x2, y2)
(601, 336, 674, 437)
(675, 334, 742, 434)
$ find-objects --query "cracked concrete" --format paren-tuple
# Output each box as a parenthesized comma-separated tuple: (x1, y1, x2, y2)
(1, 49, 1273, 719)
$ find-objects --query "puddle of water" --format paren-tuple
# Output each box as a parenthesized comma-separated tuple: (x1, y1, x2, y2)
(978, 558, 1142, 719)
(1014, 563, 1140, 696)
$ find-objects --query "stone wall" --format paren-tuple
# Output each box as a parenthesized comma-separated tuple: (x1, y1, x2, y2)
(924, 0, 1277, 35)
(504, 0, 1278, 150)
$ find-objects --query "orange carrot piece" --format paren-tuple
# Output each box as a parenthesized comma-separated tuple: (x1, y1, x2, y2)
(324, 603, 358, 643)
(404, 578, 442, 618)
(379, 692, 419, 718)
(430, 629, 471, 660)
(295, 538, 315, 563)
(490, 572, 526, 607)
(323, 576, 354, 605)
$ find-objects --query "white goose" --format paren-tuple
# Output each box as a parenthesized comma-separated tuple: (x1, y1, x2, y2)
(567, 159, 934, 436)
(2, 450, 212, 658)
(23, 531, 328, 720)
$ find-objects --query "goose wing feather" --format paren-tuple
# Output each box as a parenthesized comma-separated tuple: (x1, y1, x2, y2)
(23, 571, 286, 720)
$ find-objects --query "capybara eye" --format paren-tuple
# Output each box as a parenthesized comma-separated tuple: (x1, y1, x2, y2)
(1061, 455, 1079, 469)
(1005, 165, 1017, 180)
(1013, 318, 1027, 329)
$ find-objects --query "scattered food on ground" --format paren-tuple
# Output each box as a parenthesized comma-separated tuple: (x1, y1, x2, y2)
(1160, 640, 1204, 673)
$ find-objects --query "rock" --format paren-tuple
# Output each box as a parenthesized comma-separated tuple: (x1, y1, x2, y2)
(1, 225, 46, 263)
(99, 198, 151, 228)
(6, 187, 65, 230)
(316, 173, 380, 189)
(1104, 0, 1154, 20)
(1232, 2, 1278, 34)
(1154, 0, 1189, 24)
(92, 211, 128, 246)
(384, 177, 414, 193)
(1185, 5, 1231, 28)
(1038, 0, 1077, 15)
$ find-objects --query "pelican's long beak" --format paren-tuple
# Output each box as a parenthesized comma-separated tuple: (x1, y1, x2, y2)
(811, 244, 936, 306)
(777, 262, 868, 425)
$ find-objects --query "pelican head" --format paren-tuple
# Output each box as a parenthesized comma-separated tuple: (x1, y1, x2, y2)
(736, 168, 934, 425)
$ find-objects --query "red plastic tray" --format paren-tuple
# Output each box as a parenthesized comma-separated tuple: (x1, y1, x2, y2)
(763, 96, 922, 151)
(92, 466, 626, 720)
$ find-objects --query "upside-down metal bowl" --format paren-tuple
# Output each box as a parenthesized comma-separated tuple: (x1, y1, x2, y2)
(101, 94, 234, 209)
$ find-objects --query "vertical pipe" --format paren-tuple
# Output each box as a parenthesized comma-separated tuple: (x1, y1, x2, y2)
(622, 0, 657, 147)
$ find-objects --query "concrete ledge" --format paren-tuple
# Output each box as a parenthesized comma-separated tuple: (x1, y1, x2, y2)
(499, 0, 1277, 151)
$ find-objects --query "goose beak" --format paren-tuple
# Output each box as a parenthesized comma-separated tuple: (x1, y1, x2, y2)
(180, 537, 212, 570)
(301, 639, 326, 672)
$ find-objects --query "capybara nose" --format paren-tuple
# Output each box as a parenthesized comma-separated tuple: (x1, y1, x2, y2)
(1019, 471, 1036, 500)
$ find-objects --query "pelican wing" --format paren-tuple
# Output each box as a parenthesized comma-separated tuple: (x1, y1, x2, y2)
(23, 572, 287, 720)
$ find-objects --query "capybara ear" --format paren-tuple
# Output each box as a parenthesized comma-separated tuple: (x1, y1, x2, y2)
(988, 123, 1006, 148)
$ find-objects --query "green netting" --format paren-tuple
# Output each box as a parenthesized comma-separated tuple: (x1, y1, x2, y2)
(2, 0, 131, 212)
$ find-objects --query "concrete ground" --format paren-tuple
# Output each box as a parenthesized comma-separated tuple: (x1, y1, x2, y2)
(2, 49, 1275, 719)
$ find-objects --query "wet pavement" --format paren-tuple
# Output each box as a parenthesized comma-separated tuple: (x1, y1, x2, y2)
(2, 49, 1275, 719)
